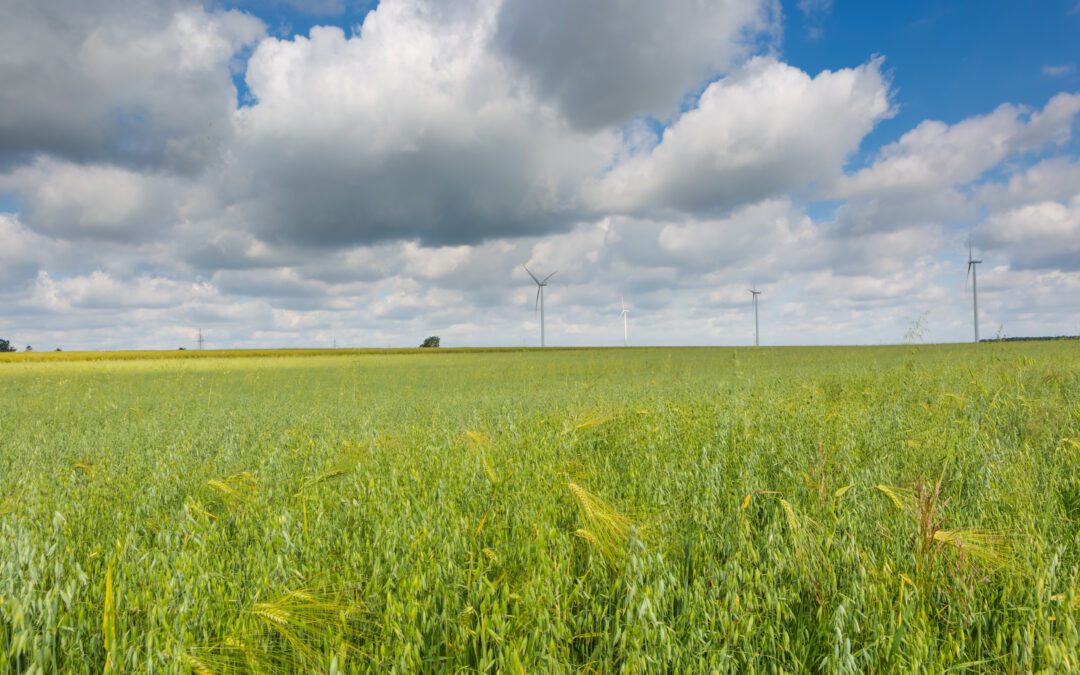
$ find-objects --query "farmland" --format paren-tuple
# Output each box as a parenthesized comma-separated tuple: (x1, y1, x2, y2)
(1, 344, 1079, 672)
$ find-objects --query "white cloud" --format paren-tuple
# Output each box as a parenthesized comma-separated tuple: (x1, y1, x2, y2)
(0, 0, 1078, 349)
(27, 270, 217, 312)
(586, 57, 893, 215)
(0, 1, 264, 171)
(974, 157, 1080, 212)
(1, 158, 183, 240)
(836, 93, 1080, 201)
(975, 195, 1080, 270)
(800, 264, 946, 306)
(831, 92, 1080, 234)
(226, 2, 617, 246)
(0, 214, 66, 288)
(1043, 64, 1076, 77)
(966, 266, 1080, 339)
(655, 199, 814, 270)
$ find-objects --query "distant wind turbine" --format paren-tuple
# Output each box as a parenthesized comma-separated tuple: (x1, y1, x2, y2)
(749, 285, 761, 347)
(524, 265, 556, 347)
(619, 297, 629, 346)
(967, 246, 982, 343)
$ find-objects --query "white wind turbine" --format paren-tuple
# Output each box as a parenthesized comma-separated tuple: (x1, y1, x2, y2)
(967, 246, 982, 343)
(749, 285, 761, 347)
(524, 265, 556, 347)
(619, 297, 629, 346)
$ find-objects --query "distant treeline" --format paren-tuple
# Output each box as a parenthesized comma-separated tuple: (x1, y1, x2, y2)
(980, 335, 1080, 343)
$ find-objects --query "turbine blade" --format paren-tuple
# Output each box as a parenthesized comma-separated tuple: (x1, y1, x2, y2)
(523, 265, 541, 284)
(542, 271, 557, 284)
(535, 286, 541, 312)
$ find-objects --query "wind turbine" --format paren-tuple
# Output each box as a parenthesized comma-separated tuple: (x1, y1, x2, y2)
(619, 297, 629, 346)
(524, 265, 556, 347)
(967, 246, 982, 343)
(749, 285, 761, 347)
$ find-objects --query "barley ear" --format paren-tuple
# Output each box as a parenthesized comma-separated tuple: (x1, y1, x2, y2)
(876, 485, 907, 511)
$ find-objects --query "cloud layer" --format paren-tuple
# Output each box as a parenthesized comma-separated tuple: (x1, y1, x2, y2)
(0, 0, 263, 172)
(1, 0, 1079, 350)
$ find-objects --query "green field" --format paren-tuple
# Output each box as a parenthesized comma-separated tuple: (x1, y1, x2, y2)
(2, 344, 1079, 672)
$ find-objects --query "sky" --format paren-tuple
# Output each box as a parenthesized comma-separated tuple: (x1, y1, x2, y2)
(1, 0, 1079, 350)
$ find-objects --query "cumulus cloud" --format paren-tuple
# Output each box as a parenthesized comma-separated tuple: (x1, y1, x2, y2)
(653, 199, 814, 271)
(974, 157, 1080, 212)
(27, 270, 217, 312)
(800, 263, 946, 307)
(839, 94, 1080, 200)
(585, 57, 893, 216)
(1, 0, 1078, 349)
(975, 195, 1080, 271)
(832, 93, 1080, 233)
(0, 0, 264, 172)
(211, 268, 329, 304)
(226, 2, 617, 247)
(0, 214, 66, 288)
(1, 157, 183, 241)
(493, 0, 780, 130)
(960, 265, 1080, 338)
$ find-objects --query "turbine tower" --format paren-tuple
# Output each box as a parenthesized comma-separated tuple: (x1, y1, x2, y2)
(749, 285, 761, 347)
(967, 247, 982, 343)
(620, 297, 629, 347)
(524, 265, 556, 347)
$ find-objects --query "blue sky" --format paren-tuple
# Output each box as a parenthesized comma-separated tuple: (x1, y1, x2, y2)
(0, 0, 1078, 349)
(785, 1, 1080, 169)
(786, 2, 1078, 117)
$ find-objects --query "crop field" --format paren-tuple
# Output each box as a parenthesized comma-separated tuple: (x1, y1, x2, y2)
(1, 343, 1079, 672)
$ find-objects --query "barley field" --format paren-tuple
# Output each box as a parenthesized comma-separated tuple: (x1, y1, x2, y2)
(1, 343, 1079, 672)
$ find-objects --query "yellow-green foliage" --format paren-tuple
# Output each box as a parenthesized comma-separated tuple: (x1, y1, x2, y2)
(1, 344, 1080, 672)
(568, 482, 639, 567)
(186, 586, 368, 673)
(0, 345, 619, 364)
(876, 480, 1020, 575)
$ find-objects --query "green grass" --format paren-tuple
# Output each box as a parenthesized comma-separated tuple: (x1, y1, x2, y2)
(1, 343, 1079, 672)
(0, 345, 619, 364)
